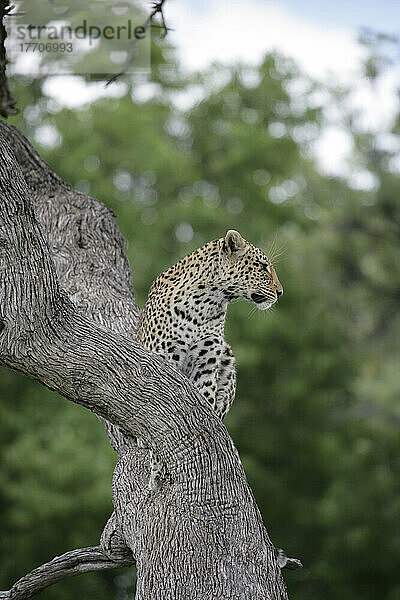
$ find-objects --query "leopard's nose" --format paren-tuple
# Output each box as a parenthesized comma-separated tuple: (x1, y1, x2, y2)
(276, 289, 283, 298)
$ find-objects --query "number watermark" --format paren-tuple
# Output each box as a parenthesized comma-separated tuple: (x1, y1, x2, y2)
(19, 43, 74, 53)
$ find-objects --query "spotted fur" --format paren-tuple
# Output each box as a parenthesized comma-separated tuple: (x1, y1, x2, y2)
(136, 229, 283, 488)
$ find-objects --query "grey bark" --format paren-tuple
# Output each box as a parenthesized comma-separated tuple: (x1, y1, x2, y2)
(0, 547, 134, 600)
(0, 122, 291, 599)
(0, 3, 18, 118)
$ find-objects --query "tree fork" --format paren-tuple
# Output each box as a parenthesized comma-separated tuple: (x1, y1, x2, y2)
(0, 123, 294, 599)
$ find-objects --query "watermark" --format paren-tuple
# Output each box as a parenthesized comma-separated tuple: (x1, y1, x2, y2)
(16, 21, 146, 45)
(7, 0, 151, 76)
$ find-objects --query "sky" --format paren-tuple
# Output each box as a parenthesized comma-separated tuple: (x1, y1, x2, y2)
(267, 0, 399, 32)
(165, 0, 397, 75)
(165, 0, 400, 34)
(42, 0, 400, 180)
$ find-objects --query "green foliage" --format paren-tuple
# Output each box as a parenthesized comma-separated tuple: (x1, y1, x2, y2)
(1, 36, 400, 600)
(11, 0, 149, 77)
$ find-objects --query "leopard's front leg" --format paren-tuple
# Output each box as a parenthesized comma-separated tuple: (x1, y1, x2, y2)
(215, 342, 236, 420)
(186, 336, 223, 411)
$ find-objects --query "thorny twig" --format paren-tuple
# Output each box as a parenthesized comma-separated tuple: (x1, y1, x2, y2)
(106, 0, 170, 86)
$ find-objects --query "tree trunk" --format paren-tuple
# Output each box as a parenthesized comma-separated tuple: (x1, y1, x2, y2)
(0, 122, 291, 599)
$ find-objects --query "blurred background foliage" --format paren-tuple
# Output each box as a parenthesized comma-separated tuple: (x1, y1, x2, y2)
(1, 16, 400, 600)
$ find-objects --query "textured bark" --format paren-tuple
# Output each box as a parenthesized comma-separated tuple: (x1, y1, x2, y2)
(0, 3, 18, 118)
(0, 122, 290, 599)
(0, 547, 134, 600)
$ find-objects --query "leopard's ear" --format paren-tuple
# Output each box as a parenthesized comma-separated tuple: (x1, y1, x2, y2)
(223, 230, 248, 258)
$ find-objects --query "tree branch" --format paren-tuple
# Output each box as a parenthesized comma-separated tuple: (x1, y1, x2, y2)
(106, 0, 170, 86)
(0, 1, 18, 117)
(0, 546, 134, 600)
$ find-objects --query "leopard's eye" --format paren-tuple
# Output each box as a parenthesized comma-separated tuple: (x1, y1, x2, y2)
(261, 263, 271, 274)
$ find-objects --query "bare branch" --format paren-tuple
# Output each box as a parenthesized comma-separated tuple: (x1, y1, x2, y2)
(285, 558, 303, 570)
(106, 0, 170, 86)
(0, 546, 134, 600)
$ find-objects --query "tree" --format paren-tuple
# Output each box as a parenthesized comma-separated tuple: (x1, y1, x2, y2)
(2, 2, 399, 598)
(0, 121, 300, 599)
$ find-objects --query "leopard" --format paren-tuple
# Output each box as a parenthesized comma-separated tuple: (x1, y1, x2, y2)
(135, 229, 283, 490)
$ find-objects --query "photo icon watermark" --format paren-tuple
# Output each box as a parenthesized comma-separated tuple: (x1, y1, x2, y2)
(7, 0, 151, 77)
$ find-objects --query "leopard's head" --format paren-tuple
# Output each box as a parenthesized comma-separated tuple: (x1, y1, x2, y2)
(220, 229, 283, 310)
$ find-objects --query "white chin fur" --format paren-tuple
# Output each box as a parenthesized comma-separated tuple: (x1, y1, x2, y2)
(257, 301, 274, 311)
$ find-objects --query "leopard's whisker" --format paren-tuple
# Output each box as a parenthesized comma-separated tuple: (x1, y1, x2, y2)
(270, 255, 287, 264)
(272, 245, 287, 259)
(269, 243, 287, 264)
(247, 305, 258, 319)
(267, 232, 278, 262)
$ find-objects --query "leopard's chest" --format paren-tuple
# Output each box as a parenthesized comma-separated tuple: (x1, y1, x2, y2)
(142, 292, 224, 356)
